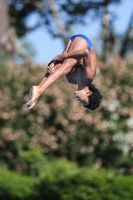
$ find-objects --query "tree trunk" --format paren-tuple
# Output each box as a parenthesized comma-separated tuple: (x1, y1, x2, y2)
(0, 0, 14, 63)
(48, 0, 68, 45)
(120, 10, 133, 58)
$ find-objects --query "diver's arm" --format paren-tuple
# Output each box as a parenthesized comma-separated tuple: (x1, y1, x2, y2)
(64, 49, 88, 59)
(54, 49, 88, 62)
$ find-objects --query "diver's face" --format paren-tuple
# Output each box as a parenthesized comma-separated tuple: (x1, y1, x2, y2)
(74, 89, 92, 106)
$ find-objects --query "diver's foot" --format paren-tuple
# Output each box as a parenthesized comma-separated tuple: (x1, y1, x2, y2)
(26, 86, 40, 109)
(74, 89, 92, 106)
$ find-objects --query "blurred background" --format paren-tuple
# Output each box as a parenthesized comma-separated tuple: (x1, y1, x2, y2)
(0, 0, 133, 199)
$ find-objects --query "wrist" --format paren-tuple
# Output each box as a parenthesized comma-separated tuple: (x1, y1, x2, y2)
(48, 59, 58, 66)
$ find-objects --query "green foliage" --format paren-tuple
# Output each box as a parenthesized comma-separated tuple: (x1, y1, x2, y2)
(9, 1, 37, 37)
(38, 167, 133, 200)
(14, 148, 49, 177)
(0, 168, 37, 200)
(0, 158, 133, 200)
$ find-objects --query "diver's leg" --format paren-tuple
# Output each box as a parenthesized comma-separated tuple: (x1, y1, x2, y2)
(26, 58, 78, 109)
(26, 63, 61, 109)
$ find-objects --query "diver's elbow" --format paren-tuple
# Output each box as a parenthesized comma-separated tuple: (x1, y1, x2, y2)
(83, 49, 89, 56)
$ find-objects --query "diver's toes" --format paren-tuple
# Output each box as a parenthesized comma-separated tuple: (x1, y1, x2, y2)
(26, 102, 31, 107)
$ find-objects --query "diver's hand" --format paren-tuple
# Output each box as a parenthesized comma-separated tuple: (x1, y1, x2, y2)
(54, 53, 66, 62)
(47, 63, 55, 74)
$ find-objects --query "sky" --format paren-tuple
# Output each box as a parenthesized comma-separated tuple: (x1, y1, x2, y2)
(22, 0, 133, 64)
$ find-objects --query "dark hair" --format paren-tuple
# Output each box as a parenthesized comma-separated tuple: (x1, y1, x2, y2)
(83, 84, 103, 111)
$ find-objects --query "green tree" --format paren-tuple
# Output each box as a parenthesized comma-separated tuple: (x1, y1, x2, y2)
(0, 59, 133, 174)
(0, 0, 130, 60)
(9, 0, 121, 45)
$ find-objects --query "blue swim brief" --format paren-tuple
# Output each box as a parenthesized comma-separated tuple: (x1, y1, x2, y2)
(70, 34, 93, 51)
